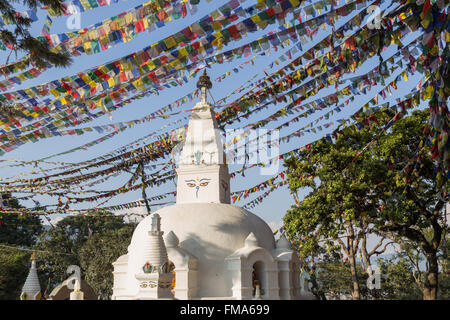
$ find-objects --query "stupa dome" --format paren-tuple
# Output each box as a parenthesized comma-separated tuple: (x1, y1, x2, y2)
(126, 202, 275, 297)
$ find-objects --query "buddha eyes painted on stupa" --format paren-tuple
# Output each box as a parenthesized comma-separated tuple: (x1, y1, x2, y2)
(185, 178, 211, 198)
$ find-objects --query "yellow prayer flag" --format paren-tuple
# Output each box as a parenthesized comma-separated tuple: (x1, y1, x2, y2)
(210, 10, 221, 19)
(88, 30, 97, 41)
(164, 36, 177, 49)
(133, 78, 144, 90)
(178, 47, 188, 57)
(124, 13, 133, 25)
(143, 17, 149, 30)
(81, 74, 91, 83)
(147, 60, 156, 70)
(420, 16, 431, 29)
(211, 21, 222, 31)
(402, 71, 408, 82)
(430, 45, 439, 56)
(251, 15, 261, 24)
(341, 87, 350, 95)
(424, 85, 433, 100)
(17, 73, 27, 82)
(255, 0, 266, 10)
(107, 77, 115, 87)
(50, 89, 60, 98)
(170, 59, 181, 68)
(83, 41, 92, 54)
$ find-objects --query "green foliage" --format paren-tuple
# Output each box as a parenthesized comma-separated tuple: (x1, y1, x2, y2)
(79, 224, 136, 299)
(0, 0, 71, 115)
(0, 247, 30, 300)
(307, 251, 447, 300)
(438, 272, 450, 300)
(283, 108, 448, 299)
(0, 194, 43, 299)
(0, 193, 43, 246)
(314, 259, 369, 300)
(377, 256, 423, 300)
(35, 212, 129, 292)
(283, 108, 399, 258)
(0, 0, 71, 68)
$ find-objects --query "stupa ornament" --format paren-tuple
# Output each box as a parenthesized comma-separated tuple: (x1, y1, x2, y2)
(193, 150, 203, 164)
(197, 68, 212, 104)
(142, 262, 153, 274)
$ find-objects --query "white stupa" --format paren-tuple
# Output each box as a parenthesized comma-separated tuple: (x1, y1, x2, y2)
(20, 251, 41, 300)
(112, 70, 305, 300)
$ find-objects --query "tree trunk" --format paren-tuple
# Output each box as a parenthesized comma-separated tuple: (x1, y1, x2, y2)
(348, 250, 360, 300)
(361, 236, 376, 299)
(423, 251, 438, 300)
(309, 271, 327, 300)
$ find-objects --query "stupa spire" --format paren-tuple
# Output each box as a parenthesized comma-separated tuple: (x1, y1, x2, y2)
(176, 68, 231, 204)
(20, 251, 41, 300)
(135, 214, 174, 299)
(197, 69, 212, 104)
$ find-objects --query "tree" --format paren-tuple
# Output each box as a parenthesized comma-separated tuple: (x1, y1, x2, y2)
(78, 223, 136, 299)
(377, 255, 423, 300)
(283, 108, 400, 299)
(0, 193, 44, 299)
(284, 108, 448, 299)
(387, 232, 450, 300)
(315, 255, 370, 300)
(296, 242, 327, 300)
(369, 110, 449, 299)
(0, 247, 30, 300)
(376, 235, 449, 300)
(0, 0, 71, 68)
(34, 212, 127, 291)
(0, 192, 43, 246)
(0, 0, 71, 116)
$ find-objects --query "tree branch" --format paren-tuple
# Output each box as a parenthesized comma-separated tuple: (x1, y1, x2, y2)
(371, 241, 395, 256)
(405, 186, 432, 218)
(368, 237, 385, 256)
(336, 237, 349, 256)
(379, 224, 432, 253)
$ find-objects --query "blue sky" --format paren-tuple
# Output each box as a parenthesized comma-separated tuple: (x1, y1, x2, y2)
(0, 0, 427, 236)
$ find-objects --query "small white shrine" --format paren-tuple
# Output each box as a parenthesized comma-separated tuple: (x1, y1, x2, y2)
(20, 252, 41, 300)
(112, 71, 305, 300)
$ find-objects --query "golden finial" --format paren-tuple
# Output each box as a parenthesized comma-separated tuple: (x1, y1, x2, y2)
(197, 69, 212, 104)
(196, 68, 212, 90)
(30, 251, 37, 261)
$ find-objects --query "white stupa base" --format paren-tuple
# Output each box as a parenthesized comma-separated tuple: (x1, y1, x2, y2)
(134, 272, 175, 300)
(70, 291, 84, 300)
